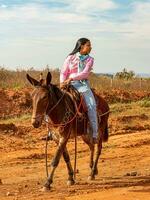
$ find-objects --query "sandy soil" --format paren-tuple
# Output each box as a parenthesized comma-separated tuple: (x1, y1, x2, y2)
(0, 89, 150, 200)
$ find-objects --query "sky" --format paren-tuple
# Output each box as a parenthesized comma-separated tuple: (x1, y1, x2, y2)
(0, 0, 150, 74)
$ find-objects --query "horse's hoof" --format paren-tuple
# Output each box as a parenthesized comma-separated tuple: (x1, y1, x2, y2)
(87, 175, 95, 181)
(40, 186, 51, 192)
(94, 169, 98, 175)
(67, 179, 75, 186)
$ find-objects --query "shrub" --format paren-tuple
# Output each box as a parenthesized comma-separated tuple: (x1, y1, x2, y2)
(139, 99, 150, 107)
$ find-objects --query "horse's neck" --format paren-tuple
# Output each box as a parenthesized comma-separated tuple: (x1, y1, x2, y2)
(48, 87, 66, 124)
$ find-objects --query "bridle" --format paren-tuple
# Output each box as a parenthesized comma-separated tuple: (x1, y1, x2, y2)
(43, 86, 83, 127)
(32, 84, 83, 128)
(46, 87, 66, 116)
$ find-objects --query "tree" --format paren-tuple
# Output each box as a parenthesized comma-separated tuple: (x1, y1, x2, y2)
(115, 68, 135, 80)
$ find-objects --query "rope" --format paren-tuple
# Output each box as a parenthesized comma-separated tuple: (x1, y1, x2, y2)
(74, 118, 77, 180)
(43, 88, 110, 179)
(44, 94, 83, 180)
(47, 91, 66, 115)
(99, 110, 110, 117)
(43, 96, 83, 127)
(45, 133, 49, 178)
(44, 94, 110, 179)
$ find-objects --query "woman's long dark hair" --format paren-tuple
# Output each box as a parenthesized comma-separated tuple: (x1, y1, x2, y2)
(69, 38, 90, 55)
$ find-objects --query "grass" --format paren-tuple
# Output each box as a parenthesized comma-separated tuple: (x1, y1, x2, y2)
(110, 101, 150, 116)
(0, 67, 60, 89)
(0, 113, 31, 124)
(0, 67, 150, 92)
(138, 99, 150, 107)
(110, 103, 133, 114)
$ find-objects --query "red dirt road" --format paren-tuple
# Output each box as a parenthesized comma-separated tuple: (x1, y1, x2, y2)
(0, 129, 150, 200)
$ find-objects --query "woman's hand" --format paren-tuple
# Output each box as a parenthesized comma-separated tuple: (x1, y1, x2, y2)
(65, 78, 73, 85)
(60, 78, 73, 89)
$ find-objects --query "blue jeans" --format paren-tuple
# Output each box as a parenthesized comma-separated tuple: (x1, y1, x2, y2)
(71, 81, 98, 138)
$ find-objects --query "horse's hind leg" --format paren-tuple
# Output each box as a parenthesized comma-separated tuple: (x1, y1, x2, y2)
(63, 147, 75, 186)
(92, 137, 103, 178)
(92, 118, 109, 178)
(81, 135, 95, 180)
(43, 136, 68, 190)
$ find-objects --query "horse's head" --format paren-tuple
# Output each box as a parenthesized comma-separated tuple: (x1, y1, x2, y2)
(26, 72, 52, 128)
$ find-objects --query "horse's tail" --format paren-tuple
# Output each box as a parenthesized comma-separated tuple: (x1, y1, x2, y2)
(103, 123, 109, 142)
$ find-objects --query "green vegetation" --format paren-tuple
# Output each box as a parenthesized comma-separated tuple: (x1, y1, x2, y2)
(139, 99, 150, 107)
(115, 68, 135, 80)
(110, 101, 150, 116)
(0, 113, 31, 124)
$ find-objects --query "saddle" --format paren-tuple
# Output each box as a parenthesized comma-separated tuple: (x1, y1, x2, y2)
(63, 84, 88, 113)
(63, 85, 100, 112)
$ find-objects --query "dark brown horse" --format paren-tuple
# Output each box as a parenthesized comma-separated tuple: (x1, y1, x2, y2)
(26, 72, 109, 190)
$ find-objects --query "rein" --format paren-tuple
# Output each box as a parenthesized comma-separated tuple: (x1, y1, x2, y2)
(46, 90, 66, 116)
(44, 88, 83, 180)
(41, 86, 110, 180)
(43, 95, 83, 127)
(32, 85, 84, 127)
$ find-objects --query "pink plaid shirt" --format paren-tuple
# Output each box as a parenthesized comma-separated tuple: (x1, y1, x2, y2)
(60, 54, 94, 83)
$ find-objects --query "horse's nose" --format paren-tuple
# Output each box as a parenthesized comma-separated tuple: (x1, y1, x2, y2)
(32, 120, 40, 128)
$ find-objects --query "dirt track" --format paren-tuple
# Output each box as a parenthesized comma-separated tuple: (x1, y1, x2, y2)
(0, 89, 150, 200)
(0, 128, 150, 200)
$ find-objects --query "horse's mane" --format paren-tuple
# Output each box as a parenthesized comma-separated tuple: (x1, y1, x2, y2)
(39, 84, 63, 101)
(51, 84, 64, 99)
(51, 84, 80, 102)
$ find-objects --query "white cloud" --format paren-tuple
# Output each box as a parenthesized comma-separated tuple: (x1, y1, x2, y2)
(0, 1, 150, 72)
(0, 1, 149, 41)
(128, 1, 150, 38)
(87, 1, 150, 40)
(0, 3, 91, 23)
(0, 4, 38, 20)
(0, 0, 118, 22)
(70, 0, 118, 13)
(0, 4, 8, 8)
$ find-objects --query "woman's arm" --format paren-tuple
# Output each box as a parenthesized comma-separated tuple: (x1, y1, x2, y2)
(60, 56, 71, 83)
(70, 57, 94, 81)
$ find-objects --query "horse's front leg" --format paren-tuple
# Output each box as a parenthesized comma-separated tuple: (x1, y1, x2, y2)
(43, 136, 68, 190)
(63, 147, 75, 186)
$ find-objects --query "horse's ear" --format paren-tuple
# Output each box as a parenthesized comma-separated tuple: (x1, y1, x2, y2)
(26, 74, 40, 86)
(46, 72, 52, 86)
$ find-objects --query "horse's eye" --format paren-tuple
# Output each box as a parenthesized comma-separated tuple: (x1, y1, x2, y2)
(42, 95, 47, 99)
